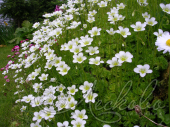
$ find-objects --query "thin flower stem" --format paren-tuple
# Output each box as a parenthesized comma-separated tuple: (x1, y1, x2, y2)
(135, 105, 168, 127)
(137, 76, 140, 94)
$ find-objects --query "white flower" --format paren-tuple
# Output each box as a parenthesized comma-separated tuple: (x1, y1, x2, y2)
(134, 126, 140, 127)
(79, 81, 93, 93)
(71, 109, 88, 120)
(117, 3, 125, 9)
(103, 125, 111, 127)
(21, 94, 34, 103)
(30, 121, 42, 127)
(107, 57, 122, 68)
(71, 118, 86, 127)
(160, 3, 170, 14)
(43, 86, 56, 96)
(65, 41, 75, 50)
(66, 100, 77, 110)
(97, 1, 107, 7)
(43, 94, 56, 105)
(40, 106, 56, 120)
(88, 27, 102, 37)
(58, 64, 70, 76)
(79, 35, 93, 47)
(32, 111, 43, 123)
(67, 85, 78, 95)
(33, 83, 42, 93)
(57, 121, 69, 127)
(153, 29, 169, 38)
(38, 73, 48, 81)
(130, 21, 147, 31)
(65, 14, 73, 21)
(89, 57, 104, 65)
(70, 45, 83, 54)
(83, 24, 87, 28)
(107, 7, 119, 16)
(20, 106, 27, 112)
(134, 64, 152, 77)
(145, 17, 158, 26)
(45, 62, 53, 70)
(142, 12, 150, 19)
(155, 33, 170, 54)
(30, 96, 43, 107)
(108, 14, 121, 24)
(50, 77, 56, 82)
(137, 0, 148, 6)
(55, 99, 67, 111)
(52, 57, 62, 67)
(85, 46, 99, 55)
(89, 10, 97, 16)
(106, 28, 116, 35)
(73, 53, 87, 63)
(56, 61, 66, 71)
(117, 26, 131, 38)
(83, 90, 98, 103)
(92, 0, 99, 4)
(33, 22, 40, 28)
(115, 51, 133, 63)
(87, 17, 95, 23)
(56, 84, 66, 92)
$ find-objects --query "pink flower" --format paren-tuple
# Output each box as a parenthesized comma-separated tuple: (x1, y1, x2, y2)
(4, 76, 8, 79)
(7, 55, 11, 58)
(6, 79, 10, 82)
(15, 52, 20, 55)
(25, 39, 29, 41)
(1, 68, 4, 71)
(55, 5, 62, 11)
(25, 54, 28, 58)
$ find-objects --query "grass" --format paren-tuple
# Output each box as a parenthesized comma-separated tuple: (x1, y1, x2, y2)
(0, 45, 21, 127)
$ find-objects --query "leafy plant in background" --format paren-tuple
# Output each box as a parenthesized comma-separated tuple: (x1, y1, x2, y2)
(0, 0, 67, 27)
(8, 20, 34, 45)
(0, 24, 15, 45)
(1, 0, 170, 127)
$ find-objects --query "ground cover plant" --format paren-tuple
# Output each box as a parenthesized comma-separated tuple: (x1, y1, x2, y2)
(1, 0, 170, 126)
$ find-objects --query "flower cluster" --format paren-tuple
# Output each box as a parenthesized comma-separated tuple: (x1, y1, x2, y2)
(3, 0, 170, 126)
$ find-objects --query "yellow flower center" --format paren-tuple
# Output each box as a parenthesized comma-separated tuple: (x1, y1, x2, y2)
(70, 89, 75, 93)
(88, 94, 93, 100)
(59, 87, 63, 91)
(140, 0, 144, 3)
(78, 113, 84, 119)
(120, 31, 126, 36)
(84, 41, 89, 45)
(166, 39, 170, 46)
(164, 8, 170, 12)
(93, 31, 98, 35)
(84, 85, 90, 90)
(140, 69, 146, 74)
(113, 61, 118, 66)
(77, 57, 83, 62)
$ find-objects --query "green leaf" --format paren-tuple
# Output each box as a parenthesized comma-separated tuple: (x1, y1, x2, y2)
(22, 20, 31, 28)
(8, 38, 17, 43)
(164, 114, 170, 124)
(157, 109, 165, 121)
